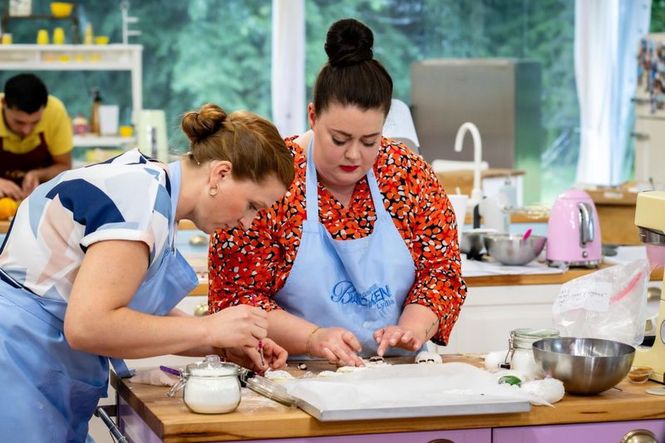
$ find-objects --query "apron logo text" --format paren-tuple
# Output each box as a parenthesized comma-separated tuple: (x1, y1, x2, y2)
(330, 281, 396, 313)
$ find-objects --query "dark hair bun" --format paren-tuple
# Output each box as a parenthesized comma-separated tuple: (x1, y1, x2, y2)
(324, 18, 374, 68)
(182, 103, 227, 144)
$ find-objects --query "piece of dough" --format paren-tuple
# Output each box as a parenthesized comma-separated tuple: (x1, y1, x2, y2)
(336, 365, 367, 373)
(521, 378, 565, 404)
(415, 351, 443, 364)
(263, 370, 294, 381)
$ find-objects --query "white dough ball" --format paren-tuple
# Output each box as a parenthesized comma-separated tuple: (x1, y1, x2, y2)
(336, 365, 367, 373)
(263, 370, 294, 381)
(521, 378, 565, 405)
(484, 350, 509, 370)
(415, 351, 443, 364)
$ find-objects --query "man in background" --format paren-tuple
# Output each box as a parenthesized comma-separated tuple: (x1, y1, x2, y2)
(0, 73, 73, 199)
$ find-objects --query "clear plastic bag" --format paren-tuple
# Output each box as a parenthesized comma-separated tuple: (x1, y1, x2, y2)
(552, 259, 649, 346)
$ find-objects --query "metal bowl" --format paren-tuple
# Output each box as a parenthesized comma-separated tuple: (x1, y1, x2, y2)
(461, 229, 495, 259)
(483, 233, 546, 266)
(532, 337, 635, 395)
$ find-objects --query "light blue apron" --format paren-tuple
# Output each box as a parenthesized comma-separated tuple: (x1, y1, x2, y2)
(0, 161, 197, 442)
(275, 139, 416, 357)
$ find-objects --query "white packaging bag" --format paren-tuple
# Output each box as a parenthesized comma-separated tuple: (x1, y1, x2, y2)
(552, 259, 649, 346)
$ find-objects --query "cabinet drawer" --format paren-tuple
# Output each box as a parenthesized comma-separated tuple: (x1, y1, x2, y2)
(493, 419, 665, 443)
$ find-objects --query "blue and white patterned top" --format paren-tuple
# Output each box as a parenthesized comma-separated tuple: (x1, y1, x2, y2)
(0, 149, 173, 301)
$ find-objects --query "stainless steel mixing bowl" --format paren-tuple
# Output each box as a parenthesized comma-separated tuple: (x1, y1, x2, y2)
(460, 229, 495, 259)
(483, 233, 546, 266)
(532, 337, 635, 395)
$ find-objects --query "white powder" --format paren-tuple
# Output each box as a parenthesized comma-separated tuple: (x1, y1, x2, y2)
(183, 370, 241, 414)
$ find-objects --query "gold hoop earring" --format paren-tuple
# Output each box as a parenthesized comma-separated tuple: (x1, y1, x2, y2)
(208, 185, 218, 197)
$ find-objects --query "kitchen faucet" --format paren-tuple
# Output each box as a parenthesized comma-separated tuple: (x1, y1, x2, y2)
(454, 122, 484, 209)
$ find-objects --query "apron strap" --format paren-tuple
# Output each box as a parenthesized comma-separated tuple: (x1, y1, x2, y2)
(109, 358, 135, 378)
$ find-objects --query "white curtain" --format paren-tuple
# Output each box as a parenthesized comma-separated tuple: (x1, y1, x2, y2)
(271, 0, 306, 137)
(575, 0, 651, 186)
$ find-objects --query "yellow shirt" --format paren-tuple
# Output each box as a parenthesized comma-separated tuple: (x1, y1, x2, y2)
(0, 94, 73, 156)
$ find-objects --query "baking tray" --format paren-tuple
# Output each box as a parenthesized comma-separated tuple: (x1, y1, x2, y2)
(282, 362, 532, 422)
(295, 394, 530, 421)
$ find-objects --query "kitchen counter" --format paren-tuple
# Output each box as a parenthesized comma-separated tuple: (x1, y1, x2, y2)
(112, 357, 665, 442)
(186, 265, 663, 297)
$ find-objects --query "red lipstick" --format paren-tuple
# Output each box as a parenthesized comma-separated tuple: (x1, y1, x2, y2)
(340, 165, 359, 172)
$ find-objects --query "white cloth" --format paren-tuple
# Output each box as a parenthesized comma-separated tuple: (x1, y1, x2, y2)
(574, 0, 651, 186)
(271, 0, 305, 136)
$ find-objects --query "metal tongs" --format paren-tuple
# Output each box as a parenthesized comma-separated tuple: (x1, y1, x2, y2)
(237, 366, 299, 408)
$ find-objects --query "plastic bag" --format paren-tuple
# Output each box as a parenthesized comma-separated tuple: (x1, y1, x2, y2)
(552, 259, 649, 346)
(129, 368, 179, 386)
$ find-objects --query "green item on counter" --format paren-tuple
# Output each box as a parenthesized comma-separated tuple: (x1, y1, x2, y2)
(498, 375, 523, 387)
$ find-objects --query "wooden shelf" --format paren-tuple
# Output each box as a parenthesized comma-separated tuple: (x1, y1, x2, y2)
(1, 11, 80, 43)
(0, 44, 143, 128)
(73, 135, 136, 148)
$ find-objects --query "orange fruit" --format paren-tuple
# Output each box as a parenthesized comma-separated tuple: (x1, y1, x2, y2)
(0, 197, 19, 220)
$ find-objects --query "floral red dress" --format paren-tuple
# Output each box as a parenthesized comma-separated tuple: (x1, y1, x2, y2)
(208, 137, 467, 345)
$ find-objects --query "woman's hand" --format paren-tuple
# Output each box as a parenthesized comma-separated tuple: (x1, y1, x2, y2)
(308, 327, 364, 367)
(373, 325, 425, 356)
(221, 338, 288, 374)
(205, 305, 268, 349)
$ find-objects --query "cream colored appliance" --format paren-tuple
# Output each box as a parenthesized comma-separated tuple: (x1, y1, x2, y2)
(633, 191, 665, 383)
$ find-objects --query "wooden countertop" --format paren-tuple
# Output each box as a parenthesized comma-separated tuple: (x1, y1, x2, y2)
(186, 266, 663, 297)
(112, 356, 665, 442)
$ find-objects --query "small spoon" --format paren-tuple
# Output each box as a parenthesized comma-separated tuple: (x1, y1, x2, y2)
(521, 228, 532, 241)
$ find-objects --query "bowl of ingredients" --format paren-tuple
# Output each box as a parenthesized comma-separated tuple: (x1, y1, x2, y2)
(50, 2, 74, 17)
(533, 337, 635, 395)
(484, 233, 546, 266)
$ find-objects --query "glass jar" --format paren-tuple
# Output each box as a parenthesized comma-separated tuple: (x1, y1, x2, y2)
(169, 355, 241, 414)
(504, 328, 559, 379)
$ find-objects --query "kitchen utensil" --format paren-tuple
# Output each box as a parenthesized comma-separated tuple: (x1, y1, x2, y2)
(160, 365, 182, 377)
(521, 228, 532, 241)
(484, 233, 546, 266)
(532, 337, 635, 395)
(50, 2, 73, 17)
(461, 228, 495, 260)
(632, 191, 665, 382)
(546, 189, 602, 268)
(238, 369, 298, 407)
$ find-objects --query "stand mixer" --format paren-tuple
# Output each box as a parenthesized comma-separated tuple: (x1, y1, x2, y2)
(634, 191, 665, 383)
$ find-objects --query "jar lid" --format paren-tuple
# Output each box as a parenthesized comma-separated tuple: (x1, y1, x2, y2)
(186, 355, 238, 377)
(511, 328, 559, 349)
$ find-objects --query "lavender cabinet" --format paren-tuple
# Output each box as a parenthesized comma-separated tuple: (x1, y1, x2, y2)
(493, 419, 665, 443)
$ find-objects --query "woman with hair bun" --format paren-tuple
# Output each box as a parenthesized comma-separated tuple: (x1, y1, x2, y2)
(0, 103, 294, 441)
(209, 19, 467, 366)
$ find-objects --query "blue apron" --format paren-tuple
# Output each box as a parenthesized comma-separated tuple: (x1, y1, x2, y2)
(0, 161, 197, 443)
(275, 139, 417, 357)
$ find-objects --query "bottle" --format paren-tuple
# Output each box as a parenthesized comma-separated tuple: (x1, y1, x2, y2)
(89, 89, 102, 135)
(84, 23, 94, 45)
